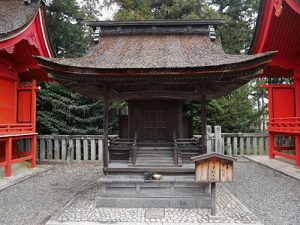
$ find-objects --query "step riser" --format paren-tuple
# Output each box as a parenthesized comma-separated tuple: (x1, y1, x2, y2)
(97, 178, 210, 209)
(96, 196, 211, 208)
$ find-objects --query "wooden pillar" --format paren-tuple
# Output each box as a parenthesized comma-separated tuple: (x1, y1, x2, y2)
(269, 133, 275, 159)
(201, 94, 207, 153)
(103, 90, 109, 173)
(295, 135, 300, 167)
(178, 101, 183, 138)
(295, 69, 300, 167)
(31, 80, 37, 168)
(31, 135, 37, 168)
(5, 137, 12, 177)
(211, 182, 216, 216)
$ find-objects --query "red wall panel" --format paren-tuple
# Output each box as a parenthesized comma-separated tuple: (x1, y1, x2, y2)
(272, 88, 295, 118)
(0, 78, 16, 123)
(17, 91, 32, 123)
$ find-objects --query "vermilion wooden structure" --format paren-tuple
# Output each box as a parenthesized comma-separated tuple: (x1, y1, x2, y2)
(250, 0, 300, 167)
(0, 0, 53, 176)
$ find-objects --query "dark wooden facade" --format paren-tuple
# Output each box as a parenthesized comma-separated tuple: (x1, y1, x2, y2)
(119, 100, 192, 141)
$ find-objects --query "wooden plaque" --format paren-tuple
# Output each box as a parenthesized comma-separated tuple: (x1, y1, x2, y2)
(195, 158, 233, 183)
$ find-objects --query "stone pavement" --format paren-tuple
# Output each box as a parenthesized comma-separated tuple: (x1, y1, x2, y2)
(244, 155, 300, 181)
(46, 184, 262, 225)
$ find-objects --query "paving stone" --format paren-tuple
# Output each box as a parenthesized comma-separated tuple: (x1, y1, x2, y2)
(145, 209, 165, 219)
(48, 184, 261, 224)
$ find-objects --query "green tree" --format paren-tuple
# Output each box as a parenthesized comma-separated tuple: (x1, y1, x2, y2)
(46, 0, 90, 57)
(37, 0, 119, 135)
(37, 82, 103, 135)
(209, 0, 260, 53)
(111, 0, 221, 20)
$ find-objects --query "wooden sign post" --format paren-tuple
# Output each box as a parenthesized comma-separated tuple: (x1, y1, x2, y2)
(191, 153, 237, 215)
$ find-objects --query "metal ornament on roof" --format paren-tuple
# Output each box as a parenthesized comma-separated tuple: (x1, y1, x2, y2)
(273, 0, 283, 17)
(208, 25, 216, 41)
(41, 0, 50, 6)
(93, 27, 101, 43)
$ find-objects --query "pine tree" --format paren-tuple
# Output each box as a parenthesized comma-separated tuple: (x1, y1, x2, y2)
(46, 0, 90, 58)
(37, 0, 119, 135)
(37, 82, 103, 135)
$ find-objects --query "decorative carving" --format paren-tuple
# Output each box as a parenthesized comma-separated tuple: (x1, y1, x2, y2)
(25, 31, 38, 48)
(273, 0, 283, 17)
(4, 45, 15, 54)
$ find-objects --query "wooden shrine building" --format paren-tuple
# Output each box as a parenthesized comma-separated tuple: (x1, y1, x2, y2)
(250, 0, 300, 167)
(36, 20, 275, 174)
(0, 0, 53, 176)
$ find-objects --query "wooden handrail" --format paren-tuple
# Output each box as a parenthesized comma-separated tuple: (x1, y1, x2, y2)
(0, 123, 34, 134)
(132, 131, 137, 165)
(173, 132, 179, 166)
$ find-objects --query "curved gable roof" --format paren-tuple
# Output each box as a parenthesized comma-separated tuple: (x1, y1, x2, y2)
(0, 0, 40, 41)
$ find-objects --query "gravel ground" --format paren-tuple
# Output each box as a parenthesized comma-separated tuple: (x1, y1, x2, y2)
(50, 185, 259, 224)
(0, 163, 102, 225)
(0, 160, 299, 225)
(223, 160, 300, 225)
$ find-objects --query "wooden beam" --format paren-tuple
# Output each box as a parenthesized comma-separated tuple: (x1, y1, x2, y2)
(114, 91, 202, 100)
(103, 87, 109, 174)
(201, 94, 207, 153)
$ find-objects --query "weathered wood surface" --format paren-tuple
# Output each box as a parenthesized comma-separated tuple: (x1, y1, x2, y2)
(37, 135, 104, 162)
(195, 158, 233, 183)
(36, 130, 270, 162)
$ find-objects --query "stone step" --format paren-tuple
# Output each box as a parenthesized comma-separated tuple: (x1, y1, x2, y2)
(97, 175, 210, 208)
(96, 196, 211, 208)
(105, 167, 194, 174)
(130, 155, 175, 158)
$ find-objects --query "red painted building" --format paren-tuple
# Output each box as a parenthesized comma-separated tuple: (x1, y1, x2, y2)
(250, 0, 300, 167)
(0, 0, 53, 176)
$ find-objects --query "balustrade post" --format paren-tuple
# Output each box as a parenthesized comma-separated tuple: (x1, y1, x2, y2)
(5, 137, 12, 177)
(173, 131, 178, 166)
(132, 131, 137, 165)
(214, 126, 222, 153)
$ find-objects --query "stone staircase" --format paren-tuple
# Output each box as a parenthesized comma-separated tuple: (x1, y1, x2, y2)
(97, 175, 211, 208)
(129, 143, 182, 167)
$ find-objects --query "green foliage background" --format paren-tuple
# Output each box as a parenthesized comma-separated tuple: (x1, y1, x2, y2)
(37, 0, 266, 135)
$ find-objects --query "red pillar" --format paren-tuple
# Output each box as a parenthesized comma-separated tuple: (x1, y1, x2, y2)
(31, 80, 37, 168)
(295, 135, 300, 167)
(269, 133, 275, 159)
(294, 68, 300, 167)
(294, 67, 300, 167)
(5, 137, 12, 177)
(31, 135, 37, 168)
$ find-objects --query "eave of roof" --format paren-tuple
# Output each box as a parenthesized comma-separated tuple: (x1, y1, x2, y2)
(86, 19, 225, 28)
(35, 51, 275, 79)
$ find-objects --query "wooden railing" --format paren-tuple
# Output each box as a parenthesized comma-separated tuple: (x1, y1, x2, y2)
(131, 132, 137, 165)
(269, 117, 300, 133)
(173, 132, 179, 165)
(37, 135, 104, 162)
(36, 131, 272, 163)
(0, 124, 34, 135)
(175, 136, 200, 163)
(196, 126, 269, 156)
(221, 133, 269, 156)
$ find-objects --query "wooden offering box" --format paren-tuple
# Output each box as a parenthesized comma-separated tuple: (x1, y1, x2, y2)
(191, 153, 237, 183)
